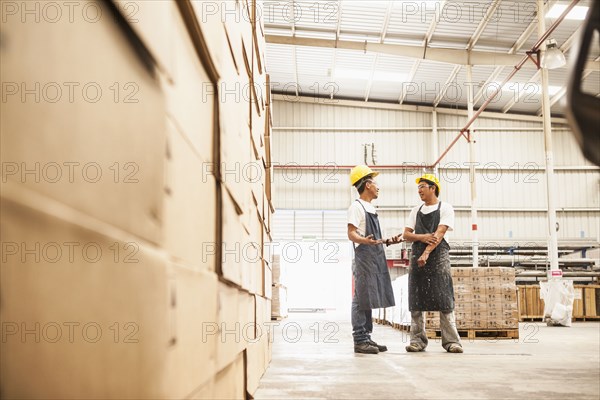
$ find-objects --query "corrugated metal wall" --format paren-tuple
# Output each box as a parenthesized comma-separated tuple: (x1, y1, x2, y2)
(271, 100, 600, 244)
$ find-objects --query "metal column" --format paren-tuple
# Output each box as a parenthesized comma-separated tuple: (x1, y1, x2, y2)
(538, 0, 560, 273)
(432, 110, 439, 176)
(466, 65, 479, 268)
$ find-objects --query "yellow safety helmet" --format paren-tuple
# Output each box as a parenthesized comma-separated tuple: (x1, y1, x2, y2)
(350, 165, 379, 186)
(416, 174, 441, 194)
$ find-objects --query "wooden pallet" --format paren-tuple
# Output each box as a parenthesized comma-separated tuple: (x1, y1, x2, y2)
(393, 323, 411, 332)
(427, 328, 519, 340)
(572, 316, 600, 321)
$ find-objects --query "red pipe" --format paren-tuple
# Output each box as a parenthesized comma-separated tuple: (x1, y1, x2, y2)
(431, 0, 580, 168)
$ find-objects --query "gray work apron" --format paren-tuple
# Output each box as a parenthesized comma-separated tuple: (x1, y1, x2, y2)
(353, 200, 395, 311)
(408, 202, 455, 311)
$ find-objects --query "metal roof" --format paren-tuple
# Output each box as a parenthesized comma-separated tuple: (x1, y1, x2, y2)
(264, 0, 599, 116)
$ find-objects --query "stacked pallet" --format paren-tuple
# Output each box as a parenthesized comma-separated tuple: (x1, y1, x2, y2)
(271, 255, 288, 319)
(426, 267, 519, 339)
(1, 1, 272, 399)
(518, 284, 600, 321)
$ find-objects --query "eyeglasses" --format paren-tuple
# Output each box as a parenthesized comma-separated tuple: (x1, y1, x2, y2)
(417, 184, 431, 190)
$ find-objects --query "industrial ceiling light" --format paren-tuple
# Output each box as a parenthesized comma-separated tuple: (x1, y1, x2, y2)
(542, 39, 567, 69)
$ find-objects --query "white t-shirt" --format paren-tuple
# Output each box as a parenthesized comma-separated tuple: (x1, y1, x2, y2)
(406, 201, 454, 241)
(347, 199, 376, 237)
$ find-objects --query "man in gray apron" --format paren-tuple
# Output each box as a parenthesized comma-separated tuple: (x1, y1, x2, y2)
(347, 165, 402, 354)
(402, 174, 463, 353)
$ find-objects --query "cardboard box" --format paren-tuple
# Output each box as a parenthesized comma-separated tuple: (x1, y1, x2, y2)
(189, 0, 240, 77)
(472, 293, 486, 303)
(451, 267, 472, 277)
(453, 283, 472, 294)
(472, 275, 486, 285)
(472, 284, 487, 295)
(472, 320, 487, 329)
(499, 267, 516, 278)
(263, 259, 273, 299)
(485, 267, 501, 277)
(471, 268, 487, 278)
(214, 352, 246, 400)
(455, 302, 473, 313)
(457, 319, 473, 329)
(221, 188, 245, 287)
(487, 292, 501, 304)
(164, 118, 217, 270)
(246, 332, 269, 396)
(271, 285, 288, 319)
(1, 4, 166, 244)
(164, 6, 215, 164)
(485, 283, 502, 294)
(0, 197, 169, 399)
(190, 351, 245, 400)
(456, 292, 473, 303)
(472, 302, 488, 313)
(216, 282, 252, 371)
(114, 0, 176, 79)
(163, 265, 219, 398)
(453, 276, 471, 285)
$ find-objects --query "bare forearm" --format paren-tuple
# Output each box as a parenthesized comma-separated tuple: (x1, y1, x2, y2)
(402, 230, 421, 243)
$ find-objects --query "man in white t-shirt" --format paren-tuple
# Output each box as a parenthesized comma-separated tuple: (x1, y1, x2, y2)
(347, 165, 402, 354)
(402, 174, 463, 353)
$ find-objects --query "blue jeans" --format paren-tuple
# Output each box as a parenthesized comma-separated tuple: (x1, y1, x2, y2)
(351, 293, 373, 344)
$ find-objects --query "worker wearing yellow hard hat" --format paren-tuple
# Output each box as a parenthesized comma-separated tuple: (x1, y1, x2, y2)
(415, 173, 441, 196)
(403, 173, 463, 354)
(347, 165, 402, 354)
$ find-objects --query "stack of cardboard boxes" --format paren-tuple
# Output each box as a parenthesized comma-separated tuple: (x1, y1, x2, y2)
(271, 255, 288, 319)
(1, 1, 273, 398)
(426, 267, 518, 332)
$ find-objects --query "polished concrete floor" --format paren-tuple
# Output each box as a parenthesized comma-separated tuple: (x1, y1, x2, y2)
(255, 313, 600, 400)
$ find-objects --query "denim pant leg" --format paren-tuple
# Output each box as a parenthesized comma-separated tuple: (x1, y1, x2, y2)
(409, 311, 428, 349)
(365, 309, 373, 339)
(440, 310, 462, 350)
(351, 294, 370, 344)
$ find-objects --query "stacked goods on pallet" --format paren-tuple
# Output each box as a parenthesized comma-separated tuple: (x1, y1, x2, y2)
(272, 285, 289, 320)
(1, 1, 272, 399)
(425, 267, 518, 336)
(271, 255, 288, 319)
(518, 284, 600, 321)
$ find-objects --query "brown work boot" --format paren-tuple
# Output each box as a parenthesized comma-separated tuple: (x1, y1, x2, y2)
(447, 344, 463, 353)
(405, 343, 425, 352)
(354, 342, 379, 354)
(367, 340, 388, 352)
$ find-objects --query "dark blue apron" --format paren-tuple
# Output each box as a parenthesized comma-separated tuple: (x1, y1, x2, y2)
(408, 202, 454, 311)
(353, 200, 395, 310)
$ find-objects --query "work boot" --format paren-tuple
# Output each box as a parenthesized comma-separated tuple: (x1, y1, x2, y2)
(354, 342, 379, 354)
(447, 344, 463, 353)
(367, 340, 388, 352)
(405, 343, 425, 352)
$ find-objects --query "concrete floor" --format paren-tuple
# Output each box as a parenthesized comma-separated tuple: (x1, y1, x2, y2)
(255, 313, 600, 400)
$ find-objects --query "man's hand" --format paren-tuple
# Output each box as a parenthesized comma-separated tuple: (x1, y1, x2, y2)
(420, 233, 439, 245)
(417, 251, 430, 267)
(364, 234, 383, 245)
(384, 234, 404, 246)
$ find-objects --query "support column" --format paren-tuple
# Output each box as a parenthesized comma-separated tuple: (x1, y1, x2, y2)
(538, 0, 560, 273)
(466, 65, 479, 268)
(432, 110, 439, 176)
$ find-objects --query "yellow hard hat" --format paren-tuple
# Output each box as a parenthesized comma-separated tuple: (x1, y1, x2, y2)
(416, 174, 441, 194)
(350, 165, 379, 186)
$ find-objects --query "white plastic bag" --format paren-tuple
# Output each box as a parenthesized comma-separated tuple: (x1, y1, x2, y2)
(539, 280, 575, 327)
